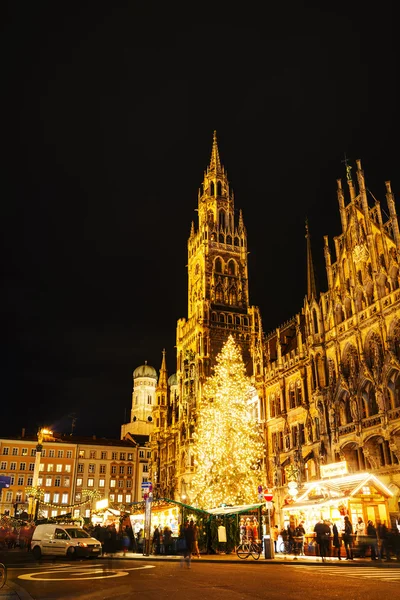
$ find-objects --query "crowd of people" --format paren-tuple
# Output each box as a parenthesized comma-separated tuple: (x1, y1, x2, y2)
(275, 517, 400, 562)
(0, 521, 36, 551)
(312, 516, 400, 562)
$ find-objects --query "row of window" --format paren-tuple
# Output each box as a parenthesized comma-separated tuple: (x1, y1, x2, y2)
(37, 477, 70, 487)
(1, 475, 34, 486)
(77, 463, 134, 475)
(0, 461, 34, 471)
(1, 447, 74, 458)
(1, 447, 135, 460)
(76, 478, 133, 489)
(78, 450, 134, 460)
(2, 491, 69, 504)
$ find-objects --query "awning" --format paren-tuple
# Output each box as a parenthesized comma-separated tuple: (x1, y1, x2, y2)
(205, 503, 264, 516)
(282, 472, 393, 512)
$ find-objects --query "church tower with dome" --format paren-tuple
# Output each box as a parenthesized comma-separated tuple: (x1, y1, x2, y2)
(121, 360, 157, 439)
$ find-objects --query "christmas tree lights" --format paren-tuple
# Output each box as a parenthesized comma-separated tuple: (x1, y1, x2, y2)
(191, 336, 264, 509)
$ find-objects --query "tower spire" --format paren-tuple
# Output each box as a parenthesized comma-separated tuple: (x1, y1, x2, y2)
(208, 130, 222, 174)
(305, 219, 317, 301)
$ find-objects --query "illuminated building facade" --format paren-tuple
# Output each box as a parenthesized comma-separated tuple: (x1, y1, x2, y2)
(147, 134, 400, 520)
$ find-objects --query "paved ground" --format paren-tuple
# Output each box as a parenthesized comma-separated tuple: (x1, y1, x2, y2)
(1, 548, 399, 600)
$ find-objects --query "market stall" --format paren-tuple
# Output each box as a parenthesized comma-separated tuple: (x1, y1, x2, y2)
(281, 470, 393, 556)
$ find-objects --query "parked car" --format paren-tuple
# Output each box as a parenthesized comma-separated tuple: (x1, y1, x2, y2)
(31, 524, 102, 559)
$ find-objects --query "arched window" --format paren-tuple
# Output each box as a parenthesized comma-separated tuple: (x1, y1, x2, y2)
(234, 237, 239, 246)
(219, 210, 226, 229)
(226, 235, 232, 245)
(219, 313, 225, 323)
(228, 260, 236, 276)
(210, 181, 215, 196)
(215, 257, 222, 272)
(217, 181, 222, 196)
(219, 233, 225, 243)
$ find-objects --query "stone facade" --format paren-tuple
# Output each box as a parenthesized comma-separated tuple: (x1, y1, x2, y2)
(147, 133, 400, 518)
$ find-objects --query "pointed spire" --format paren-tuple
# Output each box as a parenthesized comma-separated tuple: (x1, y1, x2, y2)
(208, 130, 222, 174)
(305, 219, 318, 301)
(158, 349, 168, 388)
(238, 209, 244, 231)
(190, 221, 195, 237)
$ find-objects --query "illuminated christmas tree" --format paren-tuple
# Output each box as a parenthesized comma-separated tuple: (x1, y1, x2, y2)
(191, 335, 264, 508)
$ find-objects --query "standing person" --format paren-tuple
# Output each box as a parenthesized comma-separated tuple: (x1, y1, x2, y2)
(272, 525, 279, 553)
(182, 520, 194, 568)
(342, 516, 354, 560)
(295, 522, 306, 556)
(152, 525, 160, 555)
(377, 520, 391, 561)
(355, 517, 366, 558)
(314, 519, 330, 562)
(163, 526, 172, 556)
(366, 520, 378, 560)
(121, 526, 130, 555)
(332, 522, 342, 560)
(191, 521, 200, 558)
(287, 522, 296, 553)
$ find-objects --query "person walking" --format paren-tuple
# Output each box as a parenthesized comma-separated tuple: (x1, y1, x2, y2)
(377, 521, 391, 561)
(332, 522, 342, 560)
(342, 516, 354, 560)
(191, 521, 201, 558)
(152, 525, 160, 555)
(366, 520, 378, 560)
(121, 526, 130, 555)
(182, 520, 195, 568)
(355, 517, 366, 557)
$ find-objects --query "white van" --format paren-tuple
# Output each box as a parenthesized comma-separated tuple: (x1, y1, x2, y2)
(31, 524, 102, 559)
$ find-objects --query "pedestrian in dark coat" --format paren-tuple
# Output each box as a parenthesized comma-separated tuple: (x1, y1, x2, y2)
(182, 520, 195, 568)
(342, 516, 354, 560)
(332, 523, 341, 560)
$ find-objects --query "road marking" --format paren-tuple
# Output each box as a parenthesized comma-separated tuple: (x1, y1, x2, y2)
(19, 564, 155, 582)
(284, 565, 400, 582)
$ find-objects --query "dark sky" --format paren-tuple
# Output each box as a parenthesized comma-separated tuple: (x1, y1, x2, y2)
(2, 4, 398, 439)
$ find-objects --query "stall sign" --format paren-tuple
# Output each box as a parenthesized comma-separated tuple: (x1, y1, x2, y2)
(320, 461, 348, 478)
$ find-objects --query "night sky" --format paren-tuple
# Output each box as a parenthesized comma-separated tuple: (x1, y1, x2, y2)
(3, 4, 398, 439)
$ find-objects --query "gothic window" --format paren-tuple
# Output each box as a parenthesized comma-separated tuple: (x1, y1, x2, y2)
(289, 384, 296, 409)
(234, 236, 239, 246)
(219, 233, 225, 243)
(344, 297, 352, 319)
(299, 423, 305, 445)
(388, 370, 400, 409)
(227, 314, 233, 324)
(219, 209, 226, 228)
(228, 260, 236, 276)
(338, 394, 352, 425)
(217, 181, 222, 196)
(219, 313, 225, 323)
(215, 285, 223, 303)
(361, 382, 379, 418)
(208, 210, 214, 226)
(314, 417, 320, 440)
(235, 316, 240, 325)
(215, 257, 222, 272)
(270, 396, 276, 418)
(211, 312, 217, 321)
(226, 235, 232, 245)
(296, 381, 302, 406)
(312, 309, 319, 333)
(210, 181, 215, 196)
(243, 317, 249, 327)
(292, 425, 298, 448)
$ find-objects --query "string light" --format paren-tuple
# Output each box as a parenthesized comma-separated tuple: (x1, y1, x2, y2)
(191, 336, 264, 509)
